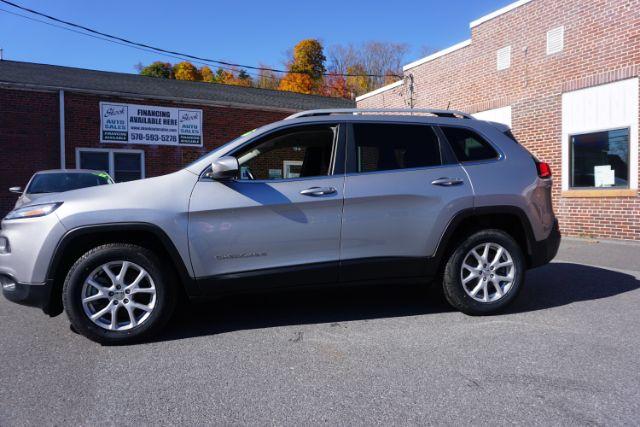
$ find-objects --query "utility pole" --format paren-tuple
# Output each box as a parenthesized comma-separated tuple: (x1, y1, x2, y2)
(0, 48, 3, 61)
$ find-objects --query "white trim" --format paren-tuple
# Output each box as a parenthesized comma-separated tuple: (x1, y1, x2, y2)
(355, 79, 404, 102)
(561, 78, 639, 191)
(75, 147, 146, 181)
(403, 39, 472, 71)
(470, 0, 534, 28)
(59, 90, 65, 169)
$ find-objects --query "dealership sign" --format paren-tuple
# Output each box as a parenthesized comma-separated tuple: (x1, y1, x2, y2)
(100, 102, 203, 146)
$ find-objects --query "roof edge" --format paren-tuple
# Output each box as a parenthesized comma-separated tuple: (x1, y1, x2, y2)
(0, 81, 301, 113)
(403, 39, 472, 72)
(355, 79, 404, 102)
(469, 0, 534, 28)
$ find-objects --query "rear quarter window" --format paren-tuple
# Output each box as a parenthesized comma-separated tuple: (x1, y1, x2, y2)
(440, 126, 499, 162)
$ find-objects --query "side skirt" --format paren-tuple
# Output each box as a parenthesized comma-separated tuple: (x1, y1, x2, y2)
(194, 257, 437, 298)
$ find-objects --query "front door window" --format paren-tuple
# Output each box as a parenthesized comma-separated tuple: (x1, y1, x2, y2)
(233, 124, 338, 180)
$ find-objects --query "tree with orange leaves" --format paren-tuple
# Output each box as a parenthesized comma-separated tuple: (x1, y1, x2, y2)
(173, 61, 201, 81)
(279, 39, 326, 94)
(200, 66, 215, 82)
(279, 73, 315, 94)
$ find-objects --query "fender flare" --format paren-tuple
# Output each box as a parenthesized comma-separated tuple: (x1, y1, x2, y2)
(46, 222, 199, 304)
(428, 206, 539, 273)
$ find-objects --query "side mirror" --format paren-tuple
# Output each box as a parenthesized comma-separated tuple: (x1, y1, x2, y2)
(9, 187, 22, 194)
(210, 156, 239, 180)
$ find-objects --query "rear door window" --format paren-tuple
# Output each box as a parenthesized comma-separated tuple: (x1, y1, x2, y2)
(440, 127, 499, 162)
(350, 123, 442, 173)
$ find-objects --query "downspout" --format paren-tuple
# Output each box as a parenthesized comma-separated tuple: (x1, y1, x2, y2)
(59, 90, 65, 169)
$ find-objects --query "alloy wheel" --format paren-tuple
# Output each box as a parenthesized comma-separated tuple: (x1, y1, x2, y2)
(460, 242, 515, 303)
(81, 261, 156, 331)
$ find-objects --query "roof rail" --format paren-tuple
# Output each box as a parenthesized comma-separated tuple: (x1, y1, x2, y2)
(285, 108, 475, 120)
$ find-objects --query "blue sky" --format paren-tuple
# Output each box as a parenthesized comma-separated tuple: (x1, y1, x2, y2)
(0, 0, 514, 74)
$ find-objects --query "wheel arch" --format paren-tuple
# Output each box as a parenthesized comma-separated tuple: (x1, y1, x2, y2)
(430, 206, 536, 274)
(44, 223, 198, 317)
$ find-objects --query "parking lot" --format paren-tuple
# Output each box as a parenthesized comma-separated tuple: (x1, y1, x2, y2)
(1, 238, 639, 425)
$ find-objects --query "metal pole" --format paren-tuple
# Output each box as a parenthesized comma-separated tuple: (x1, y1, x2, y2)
(59, 90, 66, 169)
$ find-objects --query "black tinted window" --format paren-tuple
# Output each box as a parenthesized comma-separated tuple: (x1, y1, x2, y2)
(352, 123, 441, 173)
(570, 128, 629, 188)
(441, 127, 498, 162)
(27, 172, 112, 194)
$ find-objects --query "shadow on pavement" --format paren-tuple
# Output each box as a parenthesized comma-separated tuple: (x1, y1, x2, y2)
(508, 262, 639, 313)
(155, 262, 639, 342)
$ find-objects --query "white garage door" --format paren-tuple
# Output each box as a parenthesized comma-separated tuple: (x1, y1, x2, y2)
(472, 106, 512, 127)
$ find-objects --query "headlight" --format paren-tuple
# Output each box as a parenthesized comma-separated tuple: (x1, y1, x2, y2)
(4, 202, 63, 220)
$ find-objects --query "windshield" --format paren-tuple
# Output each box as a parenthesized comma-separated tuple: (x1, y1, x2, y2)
(27, 172, 113, 194)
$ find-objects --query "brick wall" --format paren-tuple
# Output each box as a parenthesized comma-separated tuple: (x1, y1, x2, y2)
(0, 88, 60, 215)
(0, 88, 289, 216)
(357, 0, 640, 241)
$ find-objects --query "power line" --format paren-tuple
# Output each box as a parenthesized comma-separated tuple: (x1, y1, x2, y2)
(0, 0, 400, 79)
(0, 6, 357, 99)
(0, 5, 364, 97)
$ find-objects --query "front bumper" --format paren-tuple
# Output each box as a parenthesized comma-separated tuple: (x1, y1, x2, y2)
(529, 219, 561, 268)
(1, 274, 53, 313)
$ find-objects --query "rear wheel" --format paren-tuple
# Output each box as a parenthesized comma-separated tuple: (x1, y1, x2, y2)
(442, 229, 525, 315)
(63, 244, 176, 344)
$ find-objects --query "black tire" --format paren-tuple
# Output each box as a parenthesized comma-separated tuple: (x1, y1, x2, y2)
(442, 229, 525, 315)
(62, 243, 176, 345)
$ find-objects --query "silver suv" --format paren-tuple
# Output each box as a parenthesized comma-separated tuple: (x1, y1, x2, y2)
(1, 109, 560, 344)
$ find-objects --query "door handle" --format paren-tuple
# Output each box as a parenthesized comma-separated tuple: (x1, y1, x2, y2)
(300, 187, 337, 196)
(431, 177, 464, 187)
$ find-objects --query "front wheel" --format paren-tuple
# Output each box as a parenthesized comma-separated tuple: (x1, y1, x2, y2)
(442, 230, 525, 315)
(62, 244, 176, 344)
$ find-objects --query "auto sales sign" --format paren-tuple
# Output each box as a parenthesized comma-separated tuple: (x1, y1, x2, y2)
(100, 102, 203, 146)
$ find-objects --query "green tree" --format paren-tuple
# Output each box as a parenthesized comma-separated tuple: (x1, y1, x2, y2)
(139, 61, 173, 78)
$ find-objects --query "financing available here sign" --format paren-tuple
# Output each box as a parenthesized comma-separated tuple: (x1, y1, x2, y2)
(100, 102, 203, 146)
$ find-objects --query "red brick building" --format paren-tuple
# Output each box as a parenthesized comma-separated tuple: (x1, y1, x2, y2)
(0, 60, 353, 215)
(357, 0, 640, 241)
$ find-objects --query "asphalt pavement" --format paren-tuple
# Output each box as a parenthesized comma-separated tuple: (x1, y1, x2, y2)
(1, 237, 640, 425)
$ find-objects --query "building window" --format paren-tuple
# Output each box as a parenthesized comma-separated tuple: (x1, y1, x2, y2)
(496, 46, 511, 70)
(76, 148, 145, 182)
(546, 26, 564, 55)
(561, 77, 638, 192)
(570, 128, 630, 188)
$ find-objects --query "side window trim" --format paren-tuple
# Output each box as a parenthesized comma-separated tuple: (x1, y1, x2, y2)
(438, 125, 504, 165)
(345, 121, 449, 175)
(434, 126, 459, 165)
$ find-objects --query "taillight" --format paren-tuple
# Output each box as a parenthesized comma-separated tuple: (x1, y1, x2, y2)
(536, 161, 552, 179)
